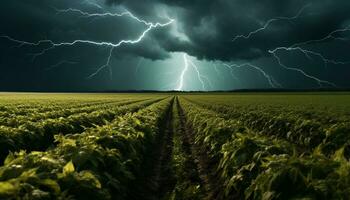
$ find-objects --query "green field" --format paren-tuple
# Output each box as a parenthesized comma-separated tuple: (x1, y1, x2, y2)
(0, 93, 349, 199)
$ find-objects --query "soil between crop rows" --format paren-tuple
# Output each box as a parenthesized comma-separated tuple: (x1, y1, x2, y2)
(129, 97, 220, 200)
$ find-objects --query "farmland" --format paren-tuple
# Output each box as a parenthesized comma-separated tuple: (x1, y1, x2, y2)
(0, 92, 349, 200)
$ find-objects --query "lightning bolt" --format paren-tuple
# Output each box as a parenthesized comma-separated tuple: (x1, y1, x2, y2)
(267, 25, 350, 87)
(290, 26, 350, 47)
(232, 4, 311, 42)
(268, 49, 336, 87)
(213, 63, 221, 77)
(221, 63, 239, 81)
(86, 46, 114, 80)
(269, 46, 350, 69)
(176, 53, 211, 91)
(55, 8, 159, 26)
(201, 75, 214, 89)
(176, 53, 189, 91)
(266, 31, 349, 87)
(265, 25, 350, 87)
(187, 57, 208, 90)
(213, 62, 235, 85)
(223, 63, 282, 88)
(45, 60, 78, 71)
(82, 0, 103, 9)
(1, 7, 174, 79)
(134, 58, 144, 76)
(279, 26, 350, 69)
(231, 3, 349, 88)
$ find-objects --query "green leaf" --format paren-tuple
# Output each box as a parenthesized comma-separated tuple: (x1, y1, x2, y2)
(134, 118, 141, 126)
(80, 171, 102, 189)
(39, 179, 61, 194)
(3, 152, 15, 165)
(63, 160, 75, 175)
(0, 182, 16, 196)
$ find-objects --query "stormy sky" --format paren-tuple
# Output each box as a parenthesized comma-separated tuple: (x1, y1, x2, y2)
(0, 0, 349, 91)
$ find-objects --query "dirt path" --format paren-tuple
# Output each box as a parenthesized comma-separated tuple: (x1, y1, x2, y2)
(176, 97, 223, 200)
(149, 99, 176, 199)
(128, 96, 221, 200)
(130, 98, 176, 200)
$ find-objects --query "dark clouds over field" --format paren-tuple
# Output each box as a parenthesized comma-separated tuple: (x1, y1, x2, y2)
(0, 0, 349, 91)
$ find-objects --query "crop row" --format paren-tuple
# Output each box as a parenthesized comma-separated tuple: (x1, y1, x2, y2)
(0, 98, 164, 163)
(0, 97, 173, 200)
(185, 95, 350, 127)
(167, 98, 206, 199)
(179, 97, 350, 199)
(0, 98, 147, 127)
(0, 99, 106, 113)
(183, 94, 350, 122)
(0, 98, 137, 118)
(185, 97, 350, 155)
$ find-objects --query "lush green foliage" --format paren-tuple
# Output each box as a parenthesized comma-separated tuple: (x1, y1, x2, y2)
(0, 94, 172, 199)
(179, 93, 350, 199)
(0, 98, 164, 162)
(0, 93, 349, 199)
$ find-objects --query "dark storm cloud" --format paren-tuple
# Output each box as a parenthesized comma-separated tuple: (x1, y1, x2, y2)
(103, 0, 350, 88)
(105, 0, 350, 61)
(0, 0, 349, 91)
(2, 0, 350, 62)
(0, 0, 171, 91)
(0, 0, 171, 60)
